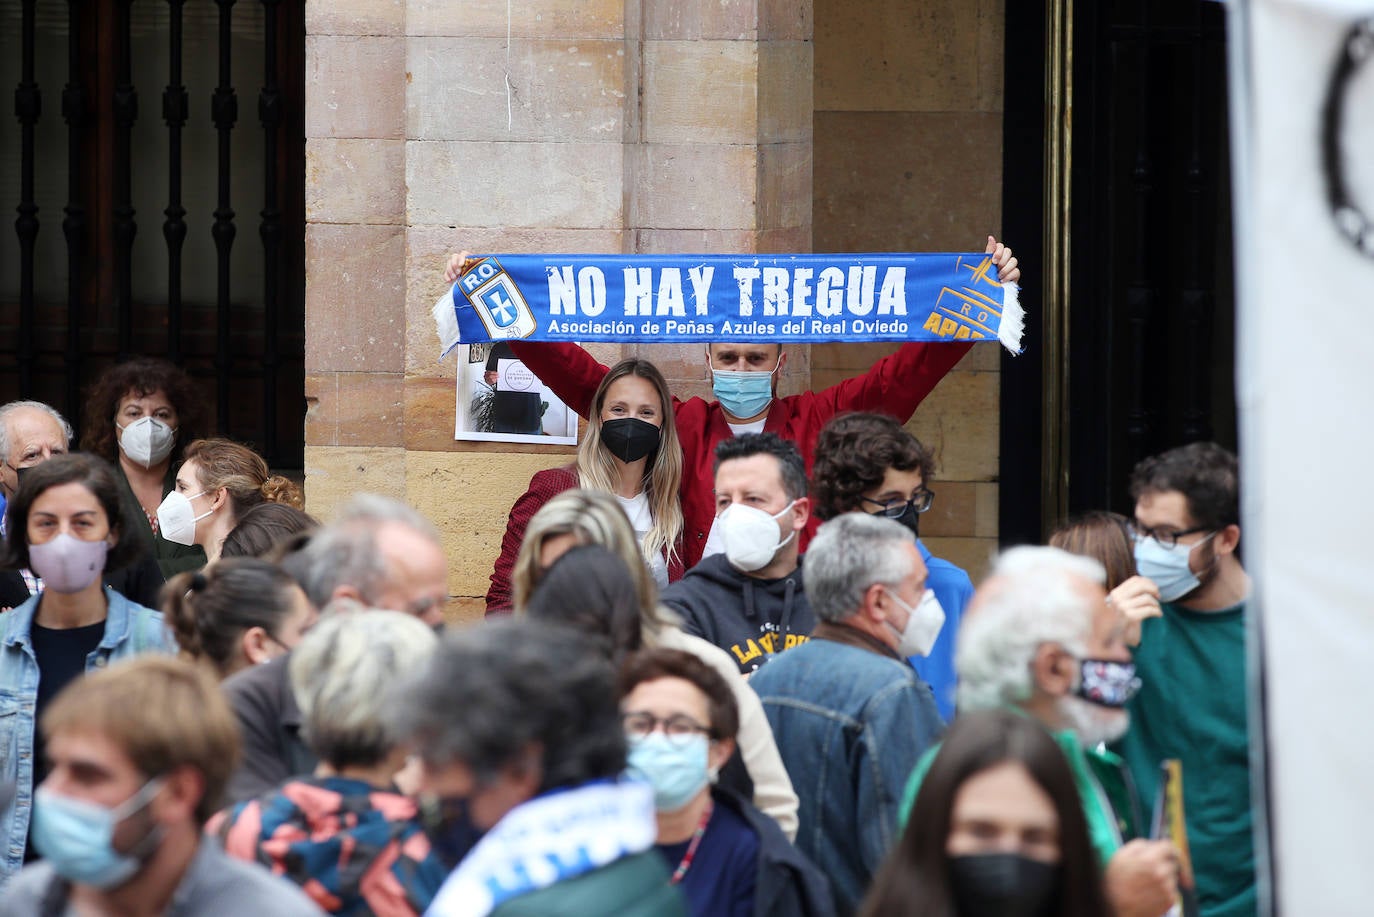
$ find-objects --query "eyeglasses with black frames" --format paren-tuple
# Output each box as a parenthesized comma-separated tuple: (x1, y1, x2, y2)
(861, 488, 935, 518)
(1127, 520, 1211, 549)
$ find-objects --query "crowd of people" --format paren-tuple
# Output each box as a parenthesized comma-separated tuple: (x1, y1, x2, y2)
(0, 237, 1257, 917)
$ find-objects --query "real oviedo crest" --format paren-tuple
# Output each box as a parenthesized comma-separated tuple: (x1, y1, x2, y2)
(458, 258, 538, 339)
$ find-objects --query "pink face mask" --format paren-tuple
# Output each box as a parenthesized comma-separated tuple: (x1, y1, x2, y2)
(28, 533, 109, 593)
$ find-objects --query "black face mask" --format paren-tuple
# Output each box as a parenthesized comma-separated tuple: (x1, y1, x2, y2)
(421, 794, 487, 871)
(948, 853, 1058, 917)
(893, 502, 921, 538)
(599, 417, 661, 464)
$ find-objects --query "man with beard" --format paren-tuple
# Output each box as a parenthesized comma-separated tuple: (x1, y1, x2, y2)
(900, 546, 1178, 917)
(1119, 442, 1253, 917)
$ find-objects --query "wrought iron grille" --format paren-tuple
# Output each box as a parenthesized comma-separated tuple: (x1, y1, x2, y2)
(1, 0, 304, 468)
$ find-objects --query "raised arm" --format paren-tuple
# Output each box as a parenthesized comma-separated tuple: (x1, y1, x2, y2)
(445, 251, 608, 419)
(810, 236, 1019, 423)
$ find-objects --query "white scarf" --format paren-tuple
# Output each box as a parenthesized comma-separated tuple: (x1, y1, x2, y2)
(425, 779, 657, 917)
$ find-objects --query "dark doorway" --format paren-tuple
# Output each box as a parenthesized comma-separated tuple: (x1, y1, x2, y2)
(1, 0, 305, 470)
(1001, 0, 1237, 541)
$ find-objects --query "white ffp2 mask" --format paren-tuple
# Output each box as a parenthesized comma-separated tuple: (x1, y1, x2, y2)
(117, 417, 177, 468)
(156, 490, 211, 546)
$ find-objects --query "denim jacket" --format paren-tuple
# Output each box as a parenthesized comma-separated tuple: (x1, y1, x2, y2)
(748, 624, 944, 915)
(0, 588, 174, 882)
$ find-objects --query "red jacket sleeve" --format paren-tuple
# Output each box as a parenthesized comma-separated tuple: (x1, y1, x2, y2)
(508, 342, 609, 420)
(807, 340, 974, 422)
(485, 466, 579, 615)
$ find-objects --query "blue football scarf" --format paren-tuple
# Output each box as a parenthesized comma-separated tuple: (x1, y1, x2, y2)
(433, 252, 1023, 354)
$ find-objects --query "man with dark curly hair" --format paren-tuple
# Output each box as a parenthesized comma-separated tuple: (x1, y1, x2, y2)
(1116, 441, 1253, 917)
(810, 412, 971, 721)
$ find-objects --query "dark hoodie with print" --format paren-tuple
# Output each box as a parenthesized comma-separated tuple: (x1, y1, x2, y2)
(661, 553, 815, 674)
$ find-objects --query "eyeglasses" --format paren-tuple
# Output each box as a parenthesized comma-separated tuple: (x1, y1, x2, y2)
(622, 712, 712, 748)
(861, 488, 935, 518)
(1127, 520, 1211, 549)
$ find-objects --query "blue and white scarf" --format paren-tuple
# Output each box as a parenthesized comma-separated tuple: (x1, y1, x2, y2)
(434, 252, 1022, 354)
(424, 779, 657, 917)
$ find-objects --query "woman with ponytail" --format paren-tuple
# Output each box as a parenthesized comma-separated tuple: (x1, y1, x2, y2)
(156, 438, 304, 564)
(163, 558, 316, 680)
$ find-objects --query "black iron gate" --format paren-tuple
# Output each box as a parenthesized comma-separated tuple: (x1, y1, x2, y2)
(1001, 0, 1237, 540)
(2, 0, 304, 469)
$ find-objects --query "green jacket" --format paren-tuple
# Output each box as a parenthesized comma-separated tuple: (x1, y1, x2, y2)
(490, 851, 686, 917)
(899, 710, 1140, 867)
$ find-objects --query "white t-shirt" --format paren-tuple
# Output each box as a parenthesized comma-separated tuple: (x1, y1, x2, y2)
(616, 492, 669, 589)
(726, 418, 767, 437)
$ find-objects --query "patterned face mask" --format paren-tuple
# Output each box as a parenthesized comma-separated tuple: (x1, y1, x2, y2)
(1076, 658, 1142, 708)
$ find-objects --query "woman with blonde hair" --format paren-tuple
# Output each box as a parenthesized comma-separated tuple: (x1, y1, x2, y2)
(486, 357, 684, 613)
(512, 488, 801, 842)
(156, 438, 303, 564)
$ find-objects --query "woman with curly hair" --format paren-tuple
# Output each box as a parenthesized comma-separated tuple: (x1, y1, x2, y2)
(81, 357, 208, 577)
(157, 438, 303, 564)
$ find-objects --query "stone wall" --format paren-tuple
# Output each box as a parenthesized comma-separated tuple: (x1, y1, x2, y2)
(303, 0, 1006, 618)
(812, 0, 1005, 583)
(303, 0, 817, 622)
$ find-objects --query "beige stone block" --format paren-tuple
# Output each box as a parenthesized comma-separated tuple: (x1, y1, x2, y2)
(306, 139, 405, 224)
(445, 597, 487, 627)
(306, 36, 405, 139)
(408, 140, 623, 229)
(974, 481, 998, 538)
(922, 535, 996, 586)
(976, 0, 1006, 113)
(758, 42, 813, 144)
(758, 142, 811, 231)
(304, 445, 408, 522)
(633, 343, 710, 385)
(761, 0, 813, 41)
(956, 339, 1004, 372)
(307, 0, 403, 36)
(404, 449, 575, 601)
(643, 42, 758, 145)
(756, 225, 812, 253)
(407, 0, 627, 40)
(634, 229, 758, 253)
(908, 369, 999, 482)
(305, 224, 406, 373)
(814, 0, 983, 113)
(405, 226, 630, 374)
(633, 144, 758, 230)
(812, 111, 1002, 253)
(305, 372, 405, 448)
(921, 480, 976, 537)
(407, 38, 627, 143)
(403, 376, 586, 454)
(644, 0, 757, 40)
(811, 341, 899, 373)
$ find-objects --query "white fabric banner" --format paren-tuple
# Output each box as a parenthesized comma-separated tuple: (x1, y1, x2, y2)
(1229, 2, 1374, 914)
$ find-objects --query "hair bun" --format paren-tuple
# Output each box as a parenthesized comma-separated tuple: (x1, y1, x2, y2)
(189, 572, 208, 592)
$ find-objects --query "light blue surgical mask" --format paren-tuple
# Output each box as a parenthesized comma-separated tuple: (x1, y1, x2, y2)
(30, 778, 164, 889)
(626, 733, 710, 812)
(1133, 531, 1217, 603)
(711, 367, 777, 420)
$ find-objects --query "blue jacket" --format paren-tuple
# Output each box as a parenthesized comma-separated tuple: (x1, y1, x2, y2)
(748, 624, 944, 916)
(0, 588, 173, 882)
(908, 540, 973, 722)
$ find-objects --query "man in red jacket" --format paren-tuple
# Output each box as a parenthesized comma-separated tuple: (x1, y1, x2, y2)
(445, 239, 1019, 569)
